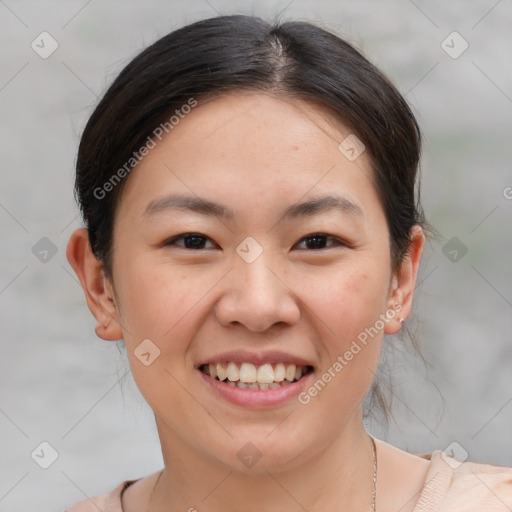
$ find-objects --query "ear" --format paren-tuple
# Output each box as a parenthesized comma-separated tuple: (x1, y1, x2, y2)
(384, 225, 425, 335)
(66, 227, 123, 341)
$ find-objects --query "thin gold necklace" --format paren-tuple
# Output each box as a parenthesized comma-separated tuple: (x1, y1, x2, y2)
(146, 436, 378, 511)
(370, 435, 378, 512)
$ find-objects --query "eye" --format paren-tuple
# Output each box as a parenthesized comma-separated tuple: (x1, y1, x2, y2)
(294, 233, 346, 250)
(164, 233, 217, 250)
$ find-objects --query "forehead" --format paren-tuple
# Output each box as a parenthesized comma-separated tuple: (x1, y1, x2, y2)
(115, 92, 380, 224)
(164, 92, 360, 156)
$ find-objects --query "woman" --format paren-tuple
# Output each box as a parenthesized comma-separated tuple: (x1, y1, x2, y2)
(65, 14, 512, 512)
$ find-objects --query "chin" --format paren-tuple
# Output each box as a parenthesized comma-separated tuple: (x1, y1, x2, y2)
(205, 428, 317, 474)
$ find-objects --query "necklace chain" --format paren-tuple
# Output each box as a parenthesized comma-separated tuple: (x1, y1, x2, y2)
(147, 436, 378, 512)
(370, 435, 378, 512)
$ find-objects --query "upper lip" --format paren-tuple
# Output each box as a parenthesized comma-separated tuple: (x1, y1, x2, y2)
(196, 350, 314, 368)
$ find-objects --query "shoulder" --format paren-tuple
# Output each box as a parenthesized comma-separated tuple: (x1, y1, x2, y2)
(414, 450, 512, 511)
(64, 470, 161, 512)
(64, 480, 135, 512)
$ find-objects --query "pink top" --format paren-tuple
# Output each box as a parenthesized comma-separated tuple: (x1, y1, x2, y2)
(65, 450, 512, 511)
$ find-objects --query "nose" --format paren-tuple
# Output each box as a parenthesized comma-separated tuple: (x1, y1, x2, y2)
(214, 252, 301, 332)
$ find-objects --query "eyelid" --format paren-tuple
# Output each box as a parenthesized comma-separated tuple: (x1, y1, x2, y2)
(293, 233, 347, 250)
(162, 233, 218, 249)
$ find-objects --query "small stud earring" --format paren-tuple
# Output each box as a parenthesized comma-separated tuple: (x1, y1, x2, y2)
(399, 318, 405, 324)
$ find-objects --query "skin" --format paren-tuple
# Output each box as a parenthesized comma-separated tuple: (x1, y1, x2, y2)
(67, 92, 428, 511)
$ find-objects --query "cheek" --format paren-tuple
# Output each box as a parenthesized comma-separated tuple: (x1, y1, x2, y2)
(114, 261, 191, 343)
(115, 257, 224, 360)
(299, 261, 388, 398)
(303, 260, 389, 343)
(115, 264, 201, 411)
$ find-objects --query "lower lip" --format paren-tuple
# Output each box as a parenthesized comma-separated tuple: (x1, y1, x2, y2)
(197, 370, 313, 408)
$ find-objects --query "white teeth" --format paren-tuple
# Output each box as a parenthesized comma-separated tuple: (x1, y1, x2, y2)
(202, 362, 310, 388)
(257, 363, 274, 384)
(274, 363, 285, 382)
(239, 362, 257, 383)
(216, 363, 227, 381)
(285, 364, 296, 381)
(226, 362, 239, 381)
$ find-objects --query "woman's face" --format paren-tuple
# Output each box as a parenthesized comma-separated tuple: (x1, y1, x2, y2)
(106, 93, 409, 471)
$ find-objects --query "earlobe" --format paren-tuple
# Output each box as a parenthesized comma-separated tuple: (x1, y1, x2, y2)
(384, 225, 425, 335)
(66, 228, 123, 341)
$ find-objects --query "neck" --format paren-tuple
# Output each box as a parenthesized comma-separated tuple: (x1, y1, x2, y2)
(149, 412, 376, 512)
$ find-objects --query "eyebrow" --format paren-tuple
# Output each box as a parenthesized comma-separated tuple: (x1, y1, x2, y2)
(143, 193, 364, 221)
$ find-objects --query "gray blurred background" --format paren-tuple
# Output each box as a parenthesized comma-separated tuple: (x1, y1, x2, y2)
(1, 0, 511, 510)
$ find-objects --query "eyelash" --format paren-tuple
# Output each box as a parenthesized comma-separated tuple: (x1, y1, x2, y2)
(163, 232, 347, 251)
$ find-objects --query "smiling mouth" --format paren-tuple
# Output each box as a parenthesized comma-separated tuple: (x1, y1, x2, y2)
(199, 362, 313, 390)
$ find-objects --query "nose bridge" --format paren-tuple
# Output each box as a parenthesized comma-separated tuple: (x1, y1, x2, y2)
(214, 243, 300, 331)
(239, 252, 278, 298)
